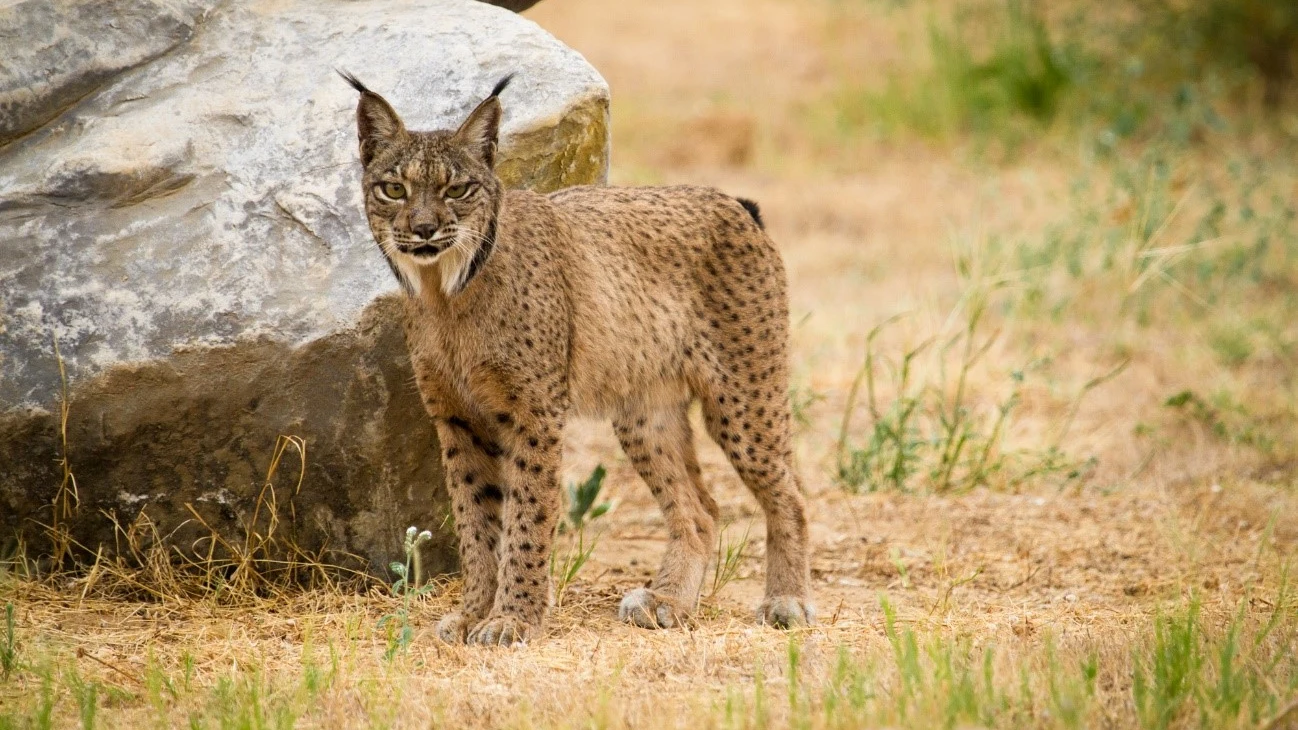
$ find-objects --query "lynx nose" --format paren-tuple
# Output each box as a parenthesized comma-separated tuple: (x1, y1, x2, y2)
(412, 223, 439, 240)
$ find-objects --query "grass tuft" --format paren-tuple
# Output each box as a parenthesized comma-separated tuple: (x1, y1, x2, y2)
(1, 602, 15, 681)
(834, 294, 1100, 494)
(707, 522, 752, 602)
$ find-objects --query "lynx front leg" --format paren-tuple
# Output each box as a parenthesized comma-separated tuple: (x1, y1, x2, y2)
(433, 416, 505, 644)
(466, 409, 564, 646)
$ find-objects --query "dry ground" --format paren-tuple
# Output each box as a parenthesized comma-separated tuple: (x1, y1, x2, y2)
(2, 0, 1296, 727)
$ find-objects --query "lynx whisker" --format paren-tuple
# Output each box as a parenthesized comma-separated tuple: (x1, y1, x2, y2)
(446, 225, 492, 246)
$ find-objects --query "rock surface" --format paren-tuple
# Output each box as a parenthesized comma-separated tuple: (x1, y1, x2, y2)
(0, 0, 210, 146)
(0, 0, 609, 574)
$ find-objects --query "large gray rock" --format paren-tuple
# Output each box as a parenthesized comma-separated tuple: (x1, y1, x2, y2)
(0, 0, 609, 575)
(0, 0, 212, 146)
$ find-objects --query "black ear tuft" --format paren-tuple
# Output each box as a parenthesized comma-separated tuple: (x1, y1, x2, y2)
(453, 78, 512, 167)
(490, 73, 515, 98)
(337, 69, 371, 95)
(338, 70, 407, 166)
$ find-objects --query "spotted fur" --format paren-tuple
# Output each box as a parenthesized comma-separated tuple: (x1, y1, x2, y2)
(345, 74, 814, 646)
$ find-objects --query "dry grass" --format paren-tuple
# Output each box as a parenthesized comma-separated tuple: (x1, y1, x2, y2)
(3, 0, 1297, 727)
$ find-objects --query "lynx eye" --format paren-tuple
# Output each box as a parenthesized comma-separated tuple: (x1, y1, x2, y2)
(444, 183, 471, 200)
(376, 182, 407, 200)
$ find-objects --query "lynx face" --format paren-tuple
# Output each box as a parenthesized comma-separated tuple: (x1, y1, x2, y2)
(342, 72, 510, 296)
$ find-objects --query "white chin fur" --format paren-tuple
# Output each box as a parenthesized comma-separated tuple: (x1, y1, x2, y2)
(393, 243, 474, 297)
(435, 245, 473, 296)
(392, 253, 426, 297)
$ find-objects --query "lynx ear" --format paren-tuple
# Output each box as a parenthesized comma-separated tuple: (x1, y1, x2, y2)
(338, 70, 407, 166)
(453, 74, 514, 167)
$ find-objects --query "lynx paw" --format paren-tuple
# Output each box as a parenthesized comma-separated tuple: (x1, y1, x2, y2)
(436, 612, 473, 644)
(467, 615, 534, 646)
(757, 596, 816, 629)
(618, 588, 691, 629)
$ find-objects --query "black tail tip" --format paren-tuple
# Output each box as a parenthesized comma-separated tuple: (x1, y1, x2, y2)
(737, 197, 764, 230)
(337, 68, 372, 95)
(491, 72, 516, 98)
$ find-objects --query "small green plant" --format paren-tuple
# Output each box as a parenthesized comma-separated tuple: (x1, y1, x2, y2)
(1047, 643, 1099, 730)
(928, 305, 1018, 493)
(301, 642, 337, 700)
(825, 0, 1080, 148)
(65, 669, 98, 730)
(1007, 148, 1298, 472)
(786, 637, 807, 728)
(1164, 388, 1279, 454)
(835, 305, 1028, 493)
(205, 671, 298, 729)
(836, 315, 931, 492)
(550, 527, 598, 608)
(889, 548, 911, 590)
(377, 526, 435, 661)
(1120, 0, 1298, 108)
(931, 0, 1076, 123)
(820, 646, 876, 724)
(563, 465, 612, 532)
(707, 522, 752, 601)
(1132, 599, 1203, 729)
(1208, 323, 1255, 367)
(549, 465, 612, 606)
(789, 385, 826, 430)
(1, 602, 15, 680)
(34, 672, 55, 730)
(1125, 580, 1297, 730)
(836, 289, 1113, 495)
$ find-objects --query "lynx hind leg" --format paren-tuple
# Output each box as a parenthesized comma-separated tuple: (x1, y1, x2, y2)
(696, 231, 814, 628)
(613, 402, 717, 629)
(699, 386, 814, 628)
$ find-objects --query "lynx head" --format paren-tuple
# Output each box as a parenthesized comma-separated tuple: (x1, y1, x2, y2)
(340, 72, 512, 297)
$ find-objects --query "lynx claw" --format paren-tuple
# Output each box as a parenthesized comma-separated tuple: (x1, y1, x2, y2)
(468, 615, 534, 646)
(757, 596, 816, 629)
(618, 588, 690, 629)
